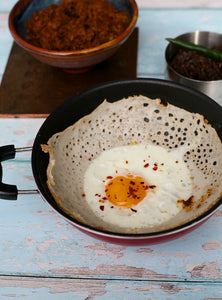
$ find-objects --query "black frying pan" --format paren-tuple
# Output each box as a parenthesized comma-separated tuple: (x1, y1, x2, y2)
(1, 78, 222, 245)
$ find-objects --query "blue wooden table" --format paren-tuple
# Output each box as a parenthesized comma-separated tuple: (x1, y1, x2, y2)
(0, 1, 222, 299)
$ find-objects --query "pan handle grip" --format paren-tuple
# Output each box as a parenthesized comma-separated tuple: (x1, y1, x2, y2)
(0, 145, 18, 200)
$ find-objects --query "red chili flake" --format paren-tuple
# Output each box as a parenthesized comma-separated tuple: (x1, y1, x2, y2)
(116, 170, 118, 174)
(95, 193, 101, 197)
(149, 185, 156, 189)
(100, 205, 105, 211)
(140, 181, 145, 184)
(144, 163, 149, 168)
(161, 163, 164, 166)
(130, 181, 135, 186)
(82, 193, 86, 197)
(144, 185, 149, 190)
(88, 158, 91, 161)
(106, 176, 113, 179)
(99, 200, 104, 203)
(111, 206, 114, 208)
(105, 189, 108, 192)
(102, 197, 107, 200)
(153, 163, 158, 171)
(175, 161, 179, 163)
(130, 208, 137, 213)
(126, 160, 129, 164)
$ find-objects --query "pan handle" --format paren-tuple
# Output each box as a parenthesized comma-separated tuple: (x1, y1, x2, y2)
(0, 145, 39, 200)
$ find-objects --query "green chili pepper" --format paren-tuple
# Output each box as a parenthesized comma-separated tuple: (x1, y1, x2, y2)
(166, 37, 222, 62)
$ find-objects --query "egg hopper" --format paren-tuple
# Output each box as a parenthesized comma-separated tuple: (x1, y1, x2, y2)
(39, 79, 222, 235)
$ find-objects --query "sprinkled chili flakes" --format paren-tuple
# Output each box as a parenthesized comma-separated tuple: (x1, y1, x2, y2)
(84, 151, 174, 214)
(153, 163, 158, 171)
(149, 185, 156, 189)
(95, 193, 101, 197)
(86, 174, 158, 213)
(100, 205, 105, 211)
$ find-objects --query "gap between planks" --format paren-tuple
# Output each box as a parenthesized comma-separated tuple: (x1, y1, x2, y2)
(0, 275, 221, 283)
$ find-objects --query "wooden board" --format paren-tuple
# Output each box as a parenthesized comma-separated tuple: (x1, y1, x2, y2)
(0, 28, 138, 117)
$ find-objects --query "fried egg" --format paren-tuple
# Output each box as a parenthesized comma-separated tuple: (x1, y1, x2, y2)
(83, 143, 193, 229)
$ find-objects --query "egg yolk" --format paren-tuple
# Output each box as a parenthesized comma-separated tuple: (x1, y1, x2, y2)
(105, 175, 148, 208)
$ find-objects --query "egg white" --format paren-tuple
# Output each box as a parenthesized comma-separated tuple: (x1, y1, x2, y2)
(83, 144, 193, 229)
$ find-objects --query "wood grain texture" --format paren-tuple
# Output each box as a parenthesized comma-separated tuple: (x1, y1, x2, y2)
(1, 0, 222, 11)
(0, 276, 222, 299)
(138, 0, 222, 8)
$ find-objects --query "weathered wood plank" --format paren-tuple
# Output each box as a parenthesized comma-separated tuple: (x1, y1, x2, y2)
(0, 276, 222, 299)
(2, 0, 222, 12)
(138, 0, 222, 8)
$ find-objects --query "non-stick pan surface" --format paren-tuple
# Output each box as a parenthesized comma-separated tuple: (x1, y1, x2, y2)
(31, 78, 222, 244)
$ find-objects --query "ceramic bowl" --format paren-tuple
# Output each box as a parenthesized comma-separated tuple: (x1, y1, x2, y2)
(9, 0, 138, 72)
(165, 31, 222, 103)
